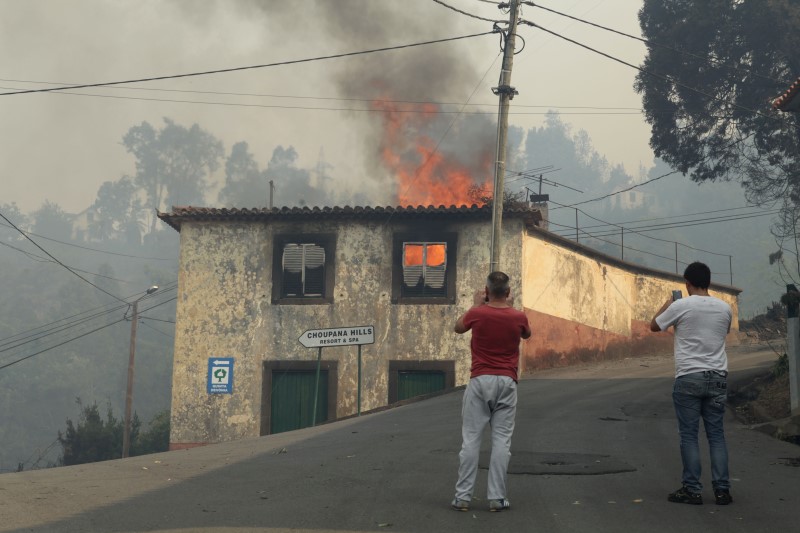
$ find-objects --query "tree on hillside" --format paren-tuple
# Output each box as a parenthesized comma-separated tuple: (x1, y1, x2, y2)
(57, 400, 170, 466)
(635, 0, 800, 278)
(218, 141, 267, 207)
(58, 400, 132, 465)
(123, 118, 224, 232)
(90, 177, 143, 243)
(32, 201, 72, 242)
(0, 202, 29, 243)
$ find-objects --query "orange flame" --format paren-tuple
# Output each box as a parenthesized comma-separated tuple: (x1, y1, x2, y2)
(404, 243, 446, 266)
(372, 98, 493, 207)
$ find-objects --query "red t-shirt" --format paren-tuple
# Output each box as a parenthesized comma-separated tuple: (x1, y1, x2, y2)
(462, 305, 530, 381)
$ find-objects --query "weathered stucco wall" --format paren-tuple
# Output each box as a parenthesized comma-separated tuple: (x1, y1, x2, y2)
(519, 228, 740, 371)
(170, 217, 526, 447)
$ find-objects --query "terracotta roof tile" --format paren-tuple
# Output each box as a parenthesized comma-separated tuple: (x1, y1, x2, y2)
(157, 204, 542, 231)
(773, 76, 800, 111)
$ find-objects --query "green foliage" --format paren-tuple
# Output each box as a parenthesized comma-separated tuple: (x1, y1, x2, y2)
(635, 0, 800, 249)
(773, 353, 789, 378)
(57, 400, 170, 465)
(132, 410, 170, 456)
(57, 399, 129, 466)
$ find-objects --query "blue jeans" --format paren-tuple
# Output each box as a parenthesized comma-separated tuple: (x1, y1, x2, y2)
(672, 371, 730, 493)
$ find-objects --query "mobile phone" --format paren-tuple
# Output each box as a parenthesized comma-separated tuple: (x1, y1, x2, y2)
(672, 290, 682, 301)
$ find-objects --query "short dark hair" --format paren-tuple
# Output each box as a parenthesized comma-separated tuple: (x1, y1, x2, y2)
(486, 271, 510, 297)
(683, 262, 711, 289)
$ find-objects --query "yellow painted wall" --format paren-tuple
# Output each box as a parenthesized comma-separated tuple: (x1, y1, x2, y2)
(519, 228, 740, 369)
(169, 217, 527, 445)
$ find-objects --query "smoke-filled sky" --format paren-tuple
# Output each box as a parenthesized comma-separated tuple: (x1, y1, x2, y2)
(1, 0, 650, 213)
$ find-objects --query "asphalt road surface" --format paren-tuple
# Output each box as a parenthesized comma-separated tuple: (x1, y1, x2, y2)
(1, 345, 797, 533)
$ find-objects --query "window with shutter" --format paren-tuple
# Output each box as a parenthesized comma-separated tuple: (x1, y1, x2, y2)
(402, 242, 447, 297)
(281, 243, 325, 298)
(272, 234, 335, 304)
(392, 232, 456, 304)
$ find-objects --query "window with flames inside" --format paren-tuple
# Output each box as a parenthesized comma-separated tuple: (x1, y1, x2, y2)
(401, 242, 447, 298)
(281, 243, 325, 298)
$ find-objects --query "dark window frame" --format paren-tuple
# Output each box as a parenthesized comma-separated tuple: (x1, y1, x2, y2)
(391, 232, 457, 304)
(260, 360, 339, 436)
(387, 360, 456, 404)
(272, 233, 336, 305)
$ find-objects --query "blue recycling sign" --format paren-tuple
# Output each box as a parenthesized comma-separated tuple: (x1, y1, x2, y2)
(207, 358, 234, 394)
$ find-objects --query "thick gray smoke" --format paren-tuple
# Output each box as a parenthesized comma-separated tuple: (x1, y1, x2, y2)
(226, 0, 500, 205)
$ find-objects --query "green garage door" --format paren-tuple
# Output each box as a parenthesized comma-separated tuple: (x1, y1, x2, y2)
(397, 370, 446, 401)
(270, 370, 328, 434)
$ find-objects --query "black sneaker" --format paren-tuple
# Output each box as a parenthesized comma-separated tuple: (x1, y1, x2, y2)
(668, 486, 703, 505)
(714, 489, 732, 505)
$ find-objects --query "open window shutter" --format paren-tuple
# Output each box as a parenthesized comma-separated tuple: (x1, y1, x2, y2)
(282, 244, 304, 297)
(303, 244, 325, 297)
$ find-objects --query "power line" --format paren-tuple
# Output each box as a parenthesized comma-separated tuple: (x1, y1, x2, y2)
(0, 84, 656, 116)
(550, 169, 681, 209)
(549, 208, 780, 242)
(0, 78, 655, 110)
(0, 221, 175, 260)
(139, 320, 174, 339)
(0, 285, 177, 355)
(0, 31, 497, 97)
(519, 21, 800, 131)
(0, 297, 177, 371)
(523, 1, 788, 85)
(575, 205, 771, 231)
(0, 210, 127, 303)
(0, 241, 141, 284)
(432, 0, 505, 22)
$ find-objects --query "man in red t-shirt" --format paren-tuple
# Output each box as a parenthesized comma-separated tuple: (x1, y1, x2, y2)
(451, 271, 531, 513)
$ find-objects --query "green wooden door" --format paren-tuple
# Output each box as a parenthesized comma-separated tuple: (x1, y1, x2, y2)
(270, 370, 328, 434)
(397, 370, 446, 401)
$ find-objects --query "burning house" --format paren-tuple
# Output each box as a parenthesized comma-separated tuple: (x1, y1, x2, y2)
(157, 202, 739, 449)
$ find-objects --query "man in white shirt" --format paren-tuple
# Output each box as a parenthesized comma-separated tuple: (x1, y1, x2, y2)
(650, 262, 733, 506)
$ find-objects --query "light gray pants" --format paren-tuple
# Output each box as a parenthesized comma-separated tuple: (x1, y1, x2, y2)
(454, 375, 517, 501)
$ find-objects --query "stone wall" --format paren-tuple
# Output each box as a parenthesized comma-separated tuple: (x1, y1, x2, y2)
(519, 227, 740, 372)
(169, 217, 527, 447)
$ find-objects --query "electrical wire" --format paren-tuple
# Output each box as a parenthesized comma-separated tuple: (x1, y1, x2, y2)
(0, 297, 177, 371)
(523, 1, 789, 85)
(519, 21, 800, 131)
(0, 210, 127, 303)
(0, 221, 175, 260)
(549, 208, 780, 242)
(0, 84, 654, 116)
(0, 241, 142, 284)
(432, 0, 505, 22)
(0, 78, 658, 110)
(0, 31, 497, 97)
(0, 283, 177, 349)
(139, 320, 174, 339)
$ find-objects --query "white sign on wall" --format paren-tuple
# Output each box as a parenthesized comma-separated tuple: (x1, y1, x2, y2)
(298, 326, 375, 348)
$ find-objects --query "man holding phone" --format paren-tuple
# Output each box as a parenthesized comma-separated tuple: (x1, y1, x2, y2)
(650, 262, 733, 506)
(451, 271, 531, 513)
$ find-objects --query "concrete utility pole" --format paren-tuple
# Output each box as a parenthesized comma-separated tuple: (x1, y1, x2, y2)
(122, 285, 158, 458)
(786, 285, 800, 415)
(489, 0, 521, 273)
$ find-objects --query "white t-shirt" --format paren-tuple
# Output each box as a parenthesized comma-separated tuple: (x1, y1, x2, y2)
(655, 295, 732, 377)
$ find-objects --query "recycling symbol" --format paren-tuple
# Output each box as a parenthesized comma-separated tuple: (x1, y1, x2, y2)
(213, 368, 228, 382)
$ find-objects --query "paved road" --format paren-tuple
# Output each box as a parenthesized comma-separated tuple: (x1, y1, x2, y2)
(1, 345, 797, 533)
